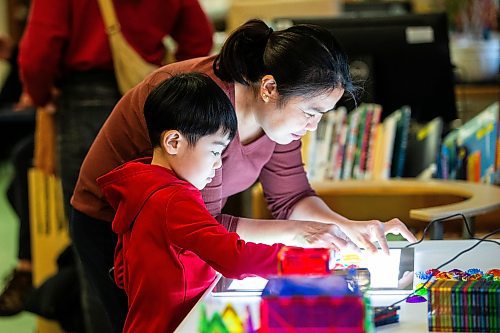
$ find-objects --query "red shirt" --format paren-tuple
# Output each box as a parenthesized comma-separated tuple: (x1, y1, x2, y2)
(97, 159, 284, 332)
(18, 0, 213, 106)
(72, 56, 317, 232)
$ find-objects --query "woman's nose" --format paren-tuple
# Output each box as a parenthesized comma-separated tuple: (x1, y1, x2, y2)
(305, 115, 322, 131)
(214, 158, 222, 169)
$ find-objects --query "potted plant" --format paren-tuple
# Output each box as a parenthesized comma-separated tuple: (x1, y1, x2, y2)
(441, 0, 499, 82)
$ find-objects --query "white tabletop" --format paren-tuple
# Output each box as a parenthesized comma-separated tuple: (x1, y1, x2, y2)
(175, 239, 500, 333)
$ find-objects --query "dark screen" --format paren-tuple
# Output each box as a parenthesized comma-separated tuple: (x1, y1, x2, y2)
(275, 13, 458, 123)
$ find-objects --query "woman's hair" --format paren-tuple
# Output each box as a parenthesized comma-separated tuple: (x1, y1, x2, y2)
(214, 19, 356, 105)
(144, 73, 237, 147)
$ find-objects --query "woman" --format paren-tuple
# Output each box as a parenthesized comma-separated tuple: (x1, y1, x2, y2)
(70, 19, 417, 331)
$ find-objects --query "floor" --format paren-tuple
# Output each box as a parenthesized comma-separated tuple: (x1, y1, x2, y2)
(0, 161, 36, 332)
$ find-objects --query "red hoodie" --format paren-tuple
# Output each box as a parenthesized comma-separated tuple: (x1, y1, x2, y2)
(97, 158, 284, 332)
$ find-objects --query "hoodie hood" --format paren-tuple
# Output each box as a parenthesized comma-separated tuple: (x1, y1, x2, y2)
(97, 158, 187, 234)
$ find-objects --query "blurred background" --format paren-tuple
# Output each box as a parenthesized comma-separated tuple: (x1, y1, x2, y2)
(0, 0, 498, 332)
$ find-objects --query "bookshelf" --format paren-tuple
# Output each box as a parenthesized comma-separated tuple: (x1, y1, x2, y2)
(246, 101, 499, 240)
(455, 83, 500, 122)
(251, 179, 500, 240)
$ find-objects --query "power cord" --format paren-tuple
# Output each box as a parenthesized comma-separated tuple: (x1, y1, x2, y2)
(403, 213, 500, 249)
(384, 213, 500, 309)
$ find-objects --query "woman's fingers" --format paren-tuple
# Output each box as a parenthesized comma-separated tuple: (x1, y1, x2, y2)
(372, 222, 390, 255)
(385, 218, 418, 243)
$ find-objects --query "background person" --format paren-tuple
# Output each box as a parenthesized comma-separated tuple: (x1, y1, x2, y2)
(17, 0, 214, 331)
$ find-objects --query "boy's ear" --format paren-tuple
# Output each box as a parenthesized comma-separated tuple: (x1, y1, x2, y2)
(161, 130, 182, 155)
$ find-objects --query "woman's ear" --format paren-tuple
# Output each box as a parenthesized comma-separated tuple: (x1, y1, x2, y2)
(260, 75, 277, 103)
(161, 130, 182, 155)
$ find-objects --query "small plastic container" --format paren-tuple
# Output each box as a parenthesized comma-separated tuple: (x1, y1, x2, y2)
(278, 247, 330, 276)
(260, 295, 365, 333)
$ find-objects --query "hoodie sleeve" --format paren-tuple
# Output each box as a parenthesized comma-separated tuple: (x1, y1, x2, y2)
(165, 188, 284, 279)
(170, 0, 213, 61)
(18, 0, 69, 106)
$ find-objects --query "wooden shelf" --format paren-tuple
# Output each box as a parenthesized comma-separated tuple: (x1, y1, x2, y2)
(251, 179, 500, 238)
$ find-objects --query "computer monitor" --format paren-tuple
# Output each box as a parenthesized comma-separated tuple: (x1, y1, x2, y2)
(274, 13, 458, 124)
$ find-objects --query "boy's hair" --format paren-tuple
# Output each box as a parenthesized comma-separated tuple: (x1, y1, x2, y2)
(144, 73, 237, 147)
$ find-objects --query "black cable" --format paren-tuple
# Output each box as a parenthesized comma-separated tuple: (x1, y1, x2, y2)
(387, 226, 500, 309)
(403, 213, 499, 249)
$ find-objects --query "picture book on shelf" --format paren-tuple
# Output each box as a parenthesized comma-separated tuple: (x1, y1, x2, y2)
(404, 117, 443, 178)
(342, 107, 362, 180)
(328, 107, 347, 180)
(437, 102, 498, 183)
(377, 109, 400, 180)
(455, 102, 498, 184)
(390, 106, 411, 178)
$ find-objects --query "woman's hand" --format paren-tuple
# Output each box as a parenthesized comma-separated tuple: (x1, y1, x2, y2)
(288, 196, 418, 254)
(291, 221, 351, 251)
(335, 218, 418, 254)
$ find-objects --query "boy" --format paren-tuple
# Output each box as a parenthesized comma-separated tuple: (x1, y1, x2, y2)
(97, 73, 284, 333)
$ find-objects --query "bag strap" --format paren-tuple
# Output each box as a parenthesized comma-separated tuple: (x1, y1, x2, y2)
(96, 0, 121, 36)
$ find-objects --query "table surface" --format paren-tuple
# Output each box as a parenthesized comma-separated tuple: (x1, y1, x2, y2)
(174, 239, 500, 333)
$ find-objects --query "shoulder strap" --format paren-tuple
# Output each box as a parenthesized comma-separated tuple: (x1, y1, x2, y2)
(96, 0, 121, 35)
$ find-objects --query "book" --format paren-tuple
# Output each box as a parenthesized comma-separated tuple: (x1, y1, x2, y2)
(371, 123, 385, 180)
(439, 129, 458, 180)
(378, 109, 400, 180)
(316, 111, 337, 180)
(363, 104, 382, 180)
(327, 107, 347, 180)
(455, 102, 498, 184)
(342, 107, 362, 180)
(390, 106, 411, 178)
(331, 108, 348, 181)
(352, 105, 369, 179)
(496, 123, 500, 184)
(403, 117, 443, 178)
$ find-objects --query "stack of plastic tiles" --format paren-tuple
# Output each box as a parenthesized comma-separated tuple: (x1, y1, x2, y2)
(260, 275, 367, 333)
(427, 279, 499, 332)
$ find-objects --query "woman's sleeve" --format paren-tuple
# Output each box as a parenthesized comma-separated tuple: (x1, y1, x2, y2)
(170, 0, 213, 60)
(259, 139, 318, 220)
(165, 189, 283, 279)
(18, 0, 69, 106)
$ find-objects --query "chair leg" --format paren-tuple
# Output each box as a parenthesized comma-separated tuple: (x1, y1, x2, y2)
(430, 221, 444, 240)
(462, 216, 475, 239)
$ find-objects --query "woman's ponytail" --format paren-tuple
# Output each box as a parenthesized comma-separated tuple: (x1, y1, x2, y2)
(213, 19, 272, 85)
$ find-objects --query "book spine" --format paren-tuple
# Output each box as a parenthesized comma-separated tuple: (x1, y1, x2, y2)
(352, 105, 368, 179)
(364, 105, 382, 180)
(395, 106, 412, 177)
(328, 107, 347, 180)
(342, 108, 361, 180)
(358, 105, 374, 179)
